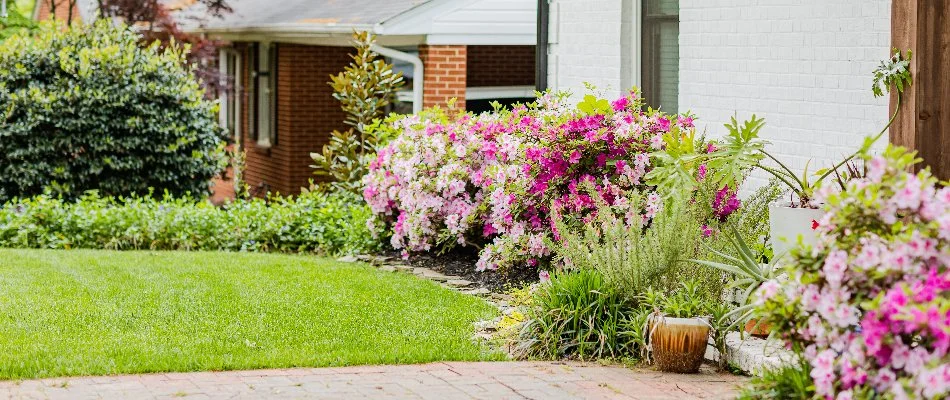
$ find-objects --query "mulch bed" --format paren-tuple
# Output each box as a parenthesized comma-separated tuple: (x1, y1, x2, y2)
(381, 248, 537, 293)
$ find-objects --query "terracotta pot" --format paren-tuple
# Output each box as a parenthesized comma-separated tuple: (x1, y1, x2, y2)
(744, 319, 771, 338)
(650, 317, 710, 373)
(769, 202, 826, 258)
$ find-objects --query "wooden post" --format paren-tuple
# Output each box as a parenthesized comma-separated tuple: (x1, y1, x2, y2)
(890, 0, 950, 180)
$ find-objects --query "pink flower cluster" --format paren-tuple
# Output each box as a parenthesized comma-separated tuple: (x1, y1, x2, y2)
(363, 92, 687, 271)
(755, 148, 950, 399)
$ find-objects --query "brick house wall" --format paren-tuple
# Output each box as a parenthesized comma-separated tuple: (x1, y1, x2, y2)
(420, 45, 467, 108)
(467, 45, 536, 87)
(237, 43, 351, 196)
(35, 0, 82, 23)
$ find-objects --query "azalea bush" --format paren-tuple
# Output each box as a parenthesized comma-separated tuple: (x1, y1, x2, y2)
(364, 91, 693, 271)
(0, 190, 377, 256)
(753, 146, 950, 399)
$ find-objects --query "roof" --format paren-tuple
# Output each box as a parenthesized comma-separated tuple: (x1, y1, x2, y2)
(190, 0, 537, 46)
(198, 0, 430, 32)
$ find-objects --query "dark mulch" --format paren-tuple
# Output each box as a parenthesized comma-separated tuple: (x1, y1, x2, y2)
(381, 248, 538, 293)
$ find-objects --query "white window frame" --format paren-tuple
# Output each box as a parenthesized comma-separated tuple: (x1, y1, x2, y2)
(218, 48, 242, 146)
(255, 41, 274, 148)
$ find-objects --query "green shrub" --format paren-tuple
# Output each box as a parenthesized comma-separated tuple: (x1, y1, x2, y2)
(0, 190, 378, 256)
(550, 186, 722, 300)
(737, 361, 816, 400)
(0, 20, 225, 203)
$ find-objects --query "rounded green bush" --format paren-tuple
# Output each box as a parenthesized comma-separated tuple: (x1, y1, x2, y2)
(0, 20, 225, 203)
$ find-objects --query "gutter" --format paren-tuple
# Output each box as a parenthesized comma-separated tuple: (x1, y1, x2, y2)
(372, 44, 423, 114)
(535, 0, 549, 91)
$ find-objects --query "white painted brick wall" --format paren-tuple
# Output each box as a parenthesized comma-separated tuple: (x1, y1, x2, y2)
(547, 0, 626, 99)
(679, 0, 892, 190)
(548, 0, 892, 192)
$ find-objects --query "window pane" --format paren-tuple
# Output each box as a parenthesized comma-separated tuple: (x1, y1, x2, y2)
(645, 0, 678, 16)
(655, 21, 679, 114)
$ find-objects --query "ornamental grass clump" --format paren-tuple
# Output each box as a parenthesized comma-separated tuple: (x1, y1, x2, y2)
(363, 90, 693, 272)
(752, 146, 950, 399)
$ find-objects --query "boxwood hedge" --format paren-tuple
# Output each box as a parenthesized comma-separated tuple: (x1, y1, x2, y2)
(0, 20, 225, 203)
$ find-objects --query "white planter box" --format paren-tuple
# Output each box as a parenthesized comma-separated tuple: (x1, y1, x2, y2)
(768, 202, 825, 259)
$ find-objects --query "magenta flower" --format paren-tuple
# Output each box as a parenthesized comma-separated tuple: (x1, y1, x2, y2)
(611, 97, 630, 112)
(712, 186, 741, 221)
(697, 163, 708, 181)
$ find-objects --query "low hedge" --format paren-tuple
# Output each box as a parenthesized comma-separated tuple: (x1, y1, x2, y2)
(0, 191, 378, 256)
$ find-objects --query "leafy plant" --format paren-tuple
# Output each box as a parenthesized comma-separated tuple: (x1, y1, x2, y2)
(648, 50, 915, 208)
(516, 269, 634, 360)
(0, 20, 226, 203)
(737, 361, 816, 400)
(311, 31, 405, 194)
(549, 185, 712, 300)
(0, 189, 378, 256)
(0, 3, 36, 40)
(689, 224, 785, 330)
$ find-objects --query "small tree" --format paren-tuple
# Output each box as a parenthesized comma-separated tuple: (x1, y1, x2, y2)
(0, 20, 226, 203)
(311, 31, 404, 194)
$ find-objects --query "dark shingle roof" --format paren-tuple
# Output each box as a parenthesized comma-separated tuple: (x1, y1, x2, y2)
(200, 0, 431, 30)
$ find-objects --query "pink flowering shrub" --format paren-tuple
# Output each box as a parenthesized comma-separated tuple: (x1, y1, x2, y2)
(755, 146, 950, 399)
(363, 91, 690, 271)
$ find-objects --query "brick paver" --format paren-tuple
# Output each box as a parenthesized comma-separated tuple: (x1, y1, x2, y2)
(0, 361, 746, 400)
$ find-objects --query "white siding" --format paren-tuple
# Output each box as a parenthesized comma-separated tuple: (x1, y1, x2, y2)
(546, 0, 628, 100)
(383, 0, 537, 45)
(678, 0, 892, 189)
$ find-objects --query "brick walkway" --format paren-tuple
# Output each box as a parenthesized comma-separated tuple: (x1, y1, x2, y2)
(0, 361, 745, 400)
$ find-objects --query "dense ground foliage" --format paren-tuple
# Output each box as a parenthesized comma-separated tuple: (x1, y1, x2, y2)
(364, 91, 691, 272)
(0, 249, 499, 379)
(0, 190, 376, 256)
(0, 20, 224, 203)
(754, 146, 949, 399)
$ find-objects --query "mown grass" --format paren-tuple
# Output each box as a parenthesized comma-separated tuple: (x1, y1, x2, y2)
(0, 249, 501, 379)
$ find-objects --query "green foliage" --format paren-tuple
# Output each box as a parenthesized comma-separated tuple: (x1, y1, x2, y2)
(0, 249, 501, 379)
(576, 94, 611, 116)
(0, 190, 378, 256)
(0, 3, 36, 40)
(737, 361, 816, 400)
(872, 49, 912, 98)
(550, 185, 720, 300)
(517, 269, 635, 360)
(0, 20, 225, 203)
(311, 31, 405, 194)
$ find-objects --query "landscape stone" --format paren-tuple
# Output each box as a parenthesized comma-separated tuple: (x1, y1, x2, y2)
(336, 255, 359, 263)
(446, 279, 474, 287)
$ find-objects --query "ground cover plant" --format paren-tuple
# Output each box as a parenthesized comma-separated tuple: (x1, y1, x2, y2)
(751, 146, 950, 399)
(0, 249, 501, 379)
(364, 90, 691, 272)
(0, 20, 225, 203)
(0, 190, 376, 256)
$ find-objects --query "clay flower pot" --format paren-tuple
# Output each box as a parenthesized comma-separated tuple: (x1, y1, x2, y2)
(744, 318, 771, 338)
(650, 316, 711, 373)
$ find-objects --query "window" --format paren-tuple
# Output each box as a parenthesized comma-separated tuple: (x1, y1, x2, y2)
(249, 42, 277, 148)
(641, 0, 679, 113)
(219, 49, 241, 143)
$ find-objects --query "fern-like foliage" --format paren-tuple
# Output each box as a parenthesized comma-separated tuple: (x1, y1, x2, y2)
(549, 186, 708, 300)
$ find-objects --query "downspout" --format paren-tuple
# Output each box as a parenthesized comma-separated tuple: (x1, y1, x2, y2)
(535, 0, 549, 91)
(372, 45, 424, 114)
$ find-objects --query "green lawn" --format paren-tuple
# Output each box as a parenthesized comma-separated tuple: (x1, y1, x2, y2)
(0, 249, 501, 379)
